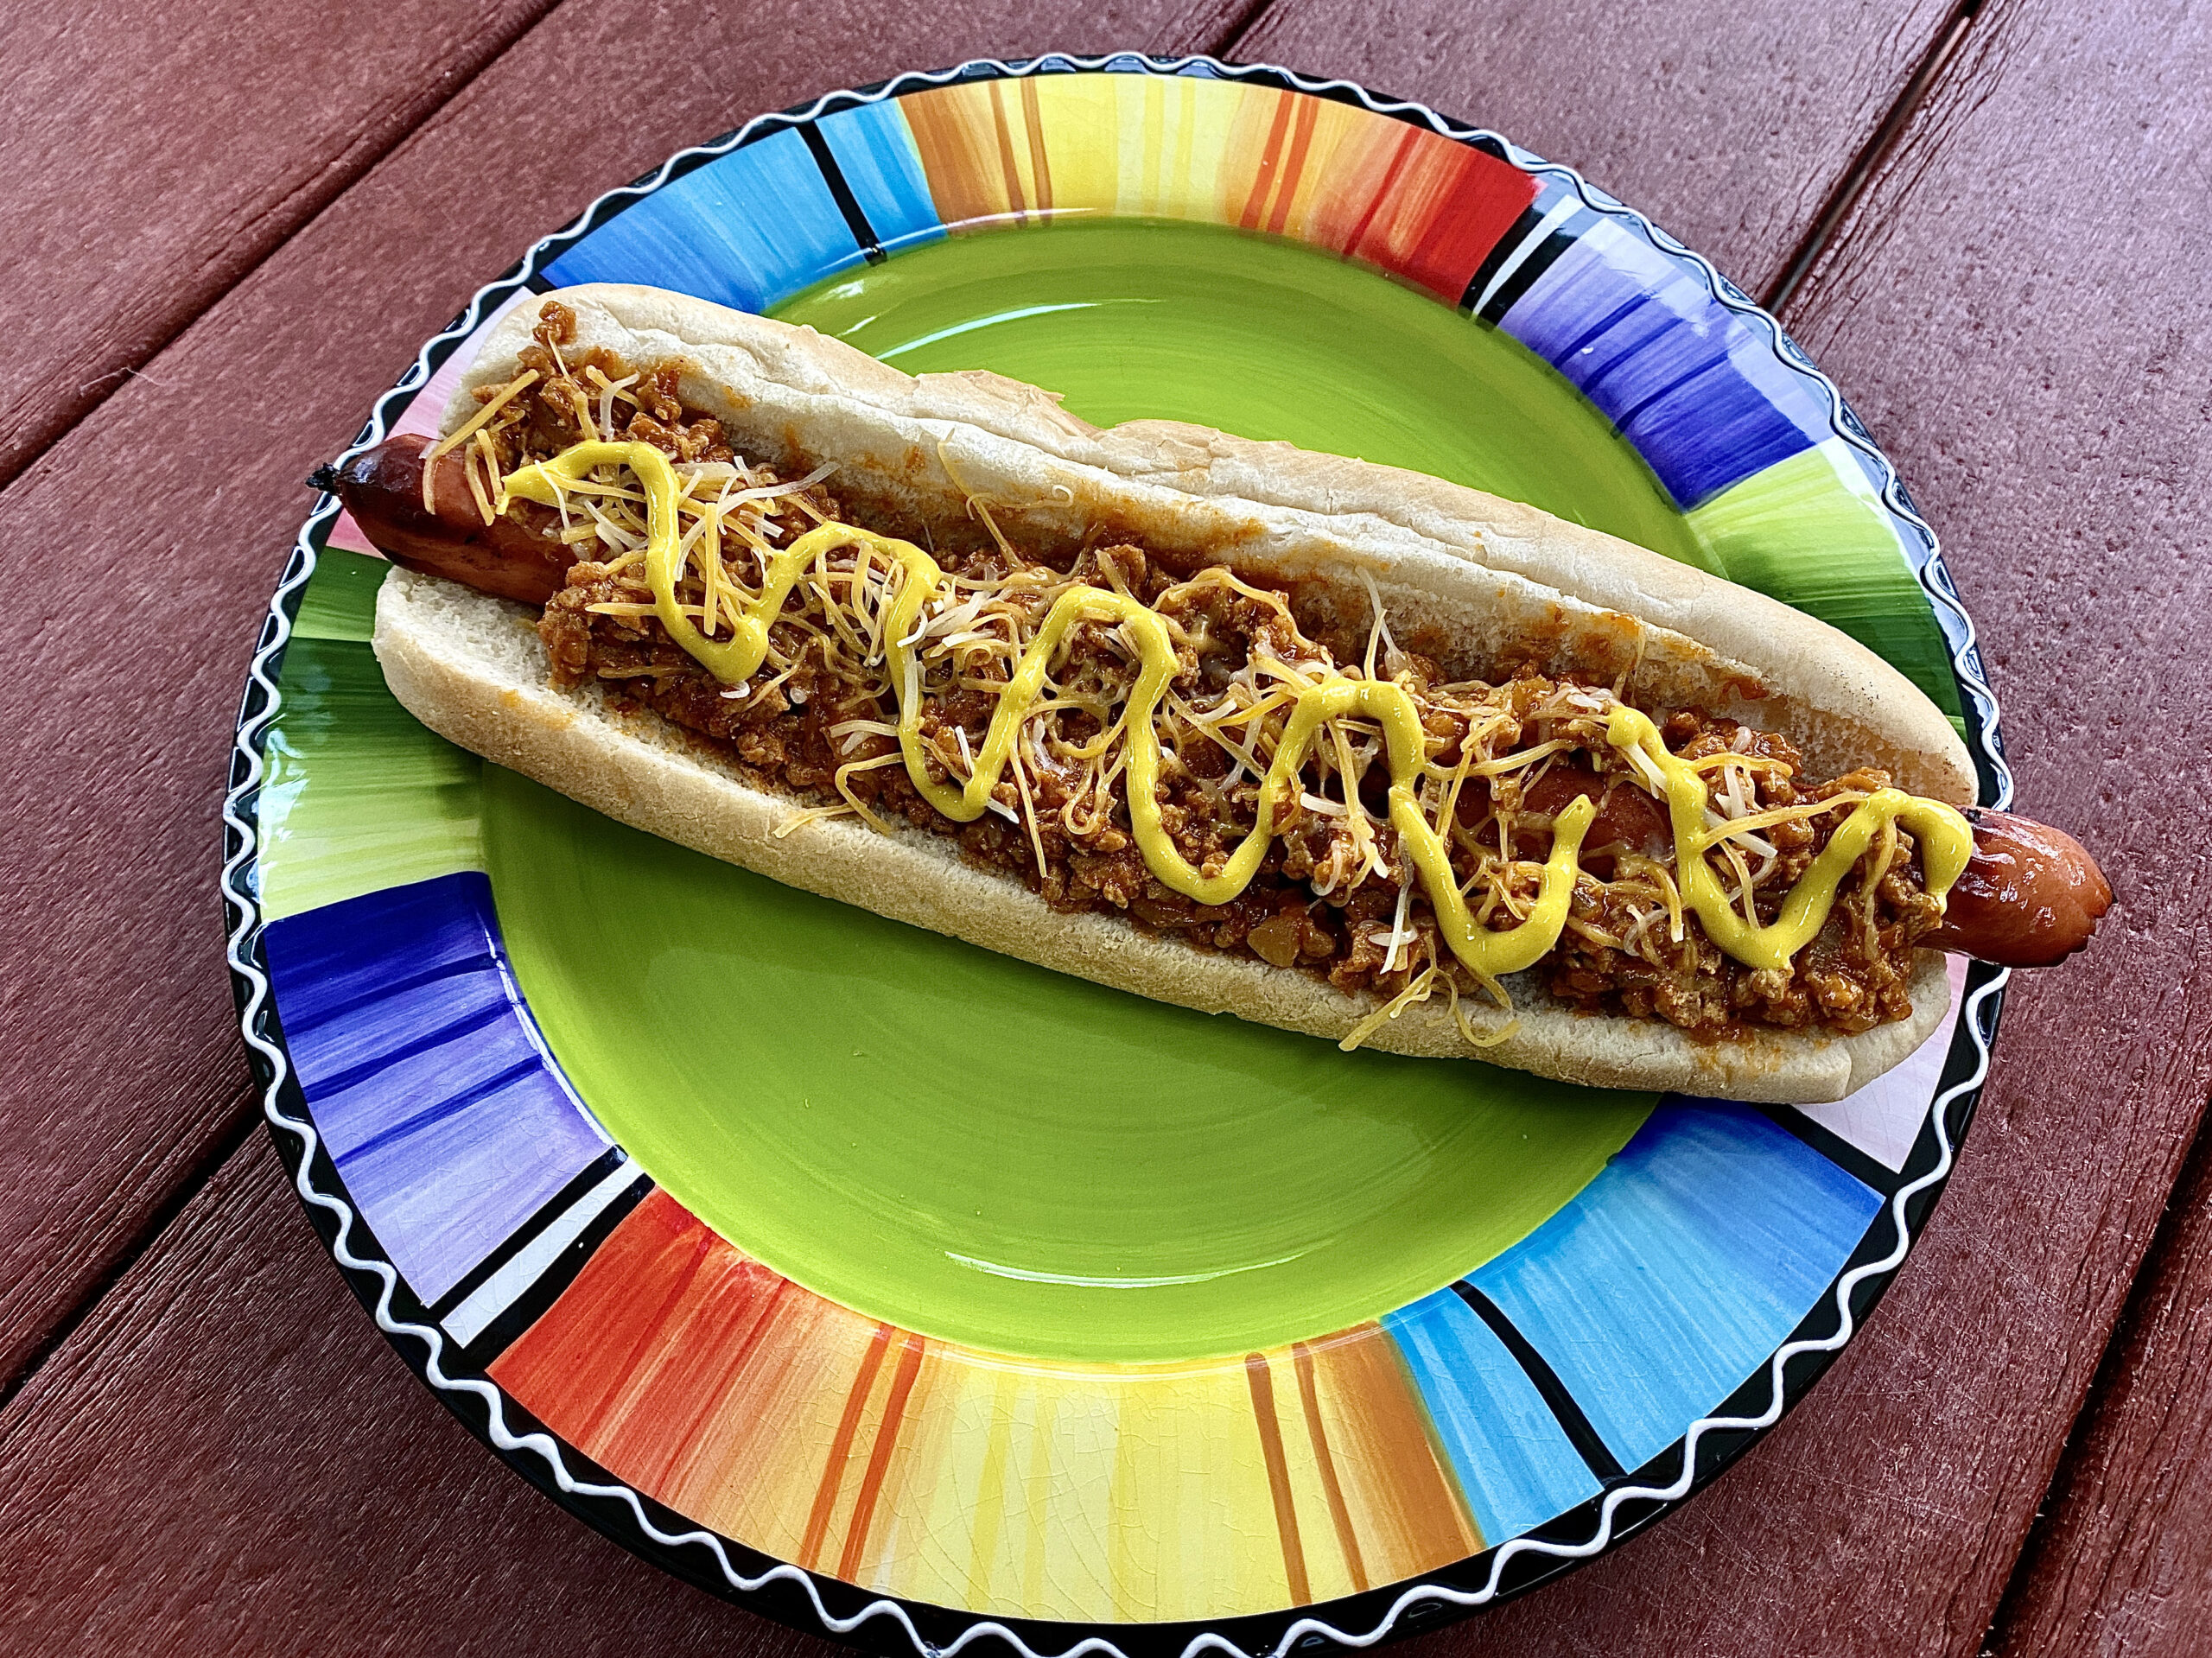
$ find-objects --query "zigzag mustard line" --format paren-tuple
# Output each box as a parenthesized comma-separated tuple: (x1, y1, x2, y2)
(504, 440, 1971, 981)
(502, 440, 1593, 980)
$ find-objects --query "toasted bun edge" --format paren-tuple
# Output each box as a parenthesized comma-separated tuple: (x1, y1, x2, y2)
(453, 283, 1974, 805)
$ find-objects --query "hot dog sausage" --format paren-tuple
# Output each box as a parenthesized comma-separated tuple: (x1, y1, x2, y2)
(1925, 810, 2112, 967)
(322, 436, 2109, 970)
(321, 434, 575, 607)
(1518, 760, 1672, 867)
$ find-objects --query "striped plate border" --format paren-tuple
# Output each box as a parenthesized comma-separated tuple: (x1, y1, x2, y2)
(222, 51, 2011, 1656)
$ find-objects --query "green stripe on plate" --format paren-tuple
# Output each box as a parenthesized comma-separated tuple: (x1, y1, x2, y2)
(290, 546, 390, 643)
(260, 560, 482, 922)
(1686, 440, 1966, 727)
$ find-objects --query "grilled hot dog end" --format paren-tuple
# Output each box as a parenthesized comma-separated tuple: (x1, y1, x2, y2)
(1516, 763, 2108, 965)
(1927, 810, 2112, 967)
(327, 434, 574, 607)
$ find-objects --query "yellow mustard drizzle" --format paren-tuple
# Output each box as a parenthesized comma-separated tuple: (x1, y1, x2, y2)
(504, 441, 764, 682)
(1603, 706, 1974, 971)
(501, 441, 1974, 982)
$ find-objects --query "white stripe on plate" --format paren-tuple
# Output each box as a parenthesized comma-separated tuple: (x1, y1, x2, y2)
(442, 1158, 642, 1347)
(1795, 954, 1972, 1173)
(1469, 194, 1584, 316)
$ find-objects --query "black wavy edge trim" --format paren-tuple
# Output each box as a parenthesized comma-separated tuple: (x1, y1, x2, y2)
(221, 49, 2013, 1658)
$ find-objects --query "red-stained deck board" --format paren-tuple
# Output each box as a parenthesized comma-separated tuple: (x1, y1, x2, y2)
(1235, 0, 1960, 301)
(1903, 6, 2212, 1655)
(2, 3, 2198, 1657)
(0, 0, 1255, 1401)
(0, 0, 556, 492)
(1988, 1138, 2212, 1658)
(1768, 0, 2212, 1629)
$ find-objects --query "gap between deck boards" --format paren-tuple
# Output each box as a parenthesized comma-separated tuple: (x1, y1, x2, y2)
(1764, 0, 1983, 314)
(0, 1083, 261, 1423)
(1762, 5, 2212, 1647)
(0, 0, 569, 502)
(1980, 1079, 2212, 1655)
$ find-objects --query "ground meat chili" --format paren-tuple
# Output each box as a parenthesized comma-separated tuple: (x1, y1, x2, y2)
(487, 300, 1947, 1044)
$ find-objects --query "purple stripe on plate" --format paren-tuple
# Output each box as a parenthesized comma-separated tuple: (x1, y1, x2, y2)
(263, 873, 611, 1304)
(1500, 219, 1831, 507)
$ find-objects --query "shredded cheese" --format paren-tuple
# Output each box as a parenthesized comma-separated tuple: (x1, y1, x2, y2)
(427, 370, 542, 465)
(479, 413, 1974, 1052)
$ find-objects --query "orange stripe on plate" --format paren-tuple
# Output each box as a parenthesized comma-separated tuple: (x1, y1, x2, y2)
(1389, 141, 1541, 301)
(1267, 96, 1320, 238)
(988, 80, 1028, 224)
(839, 1331, 927, 1581)
(582, 1197, 714, 1445)
(1305, 1326, 1480, 1576)
(1341, 125, 1423, 263)
(800, 1321, 894, 1570)
(901, 90, 997, 226)
(1293, 1340, 1369, 1593)
(487, 1188, 690, 1439)
(1245, 1351, 1312, 1605)
(1019, 78, 1053, 214)
(1239, 91, 1296, 232)
(607, 1254, 791, 1500)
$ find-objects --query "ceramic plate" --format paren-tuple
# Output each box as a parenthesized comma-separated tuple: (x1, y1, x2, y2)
(224, 54, 2012, 1655)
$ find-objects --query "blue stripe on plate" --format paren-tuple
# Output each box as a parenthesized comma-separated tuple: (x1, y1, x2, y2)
(816, 100, 946, 257)
(263, 873, 612, 1305)
(543, 127, 864, 311)
(1467, 1099, 1882, 1474)
(1382, 1289, 1604, 1543)
(1499, 219, 1833, 508)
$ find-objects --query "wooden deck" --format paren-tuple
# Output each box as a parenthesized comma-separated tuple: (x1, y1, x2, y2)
(2, 3, 2205, 1652)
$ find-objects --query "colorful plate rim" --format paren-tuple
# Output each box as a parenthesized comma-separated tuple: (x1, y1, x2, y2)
(221, 50, 2015, 1656)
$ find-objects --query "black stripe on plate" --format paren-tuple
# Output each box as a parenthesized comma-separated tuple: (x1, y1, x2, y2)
(453, 1170, 656, 1371)
(1476, 226, 1579, 325)
(1751, 1103, 1904, 1197)
(427, 1145, 632, 1320)
(1452, 1280, 1626, 1483)
(799, 120, 887, 265)
(1458, 202, 1548, 314)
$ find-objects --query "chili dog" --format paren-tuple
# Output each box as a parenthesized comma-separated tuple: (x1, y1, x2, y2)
(326, 284, 2107, 1102)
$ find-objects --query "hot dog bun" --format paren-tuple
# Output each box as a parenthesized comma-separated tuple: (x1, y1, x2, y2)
(372, 283, 1971, 1102)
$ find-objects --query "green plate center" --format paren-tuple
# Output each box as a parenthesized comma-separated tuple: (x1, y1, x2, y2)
(493, 220, 1674, 1363)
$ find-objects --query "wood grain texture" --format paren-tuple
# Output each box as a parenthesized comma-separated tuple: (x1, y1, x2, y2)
(1989, 1136, 2212, 1657)
(0, 0, 556, 491)
(1233, 0, 1958, 300)
(1772, 0, 2212, 1636)
(3, 2, 2199, 1655)
(1902, 29, 2212, 1656)
(0, 0, 1251, 1401)
(0, 1139, 842, 1657)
